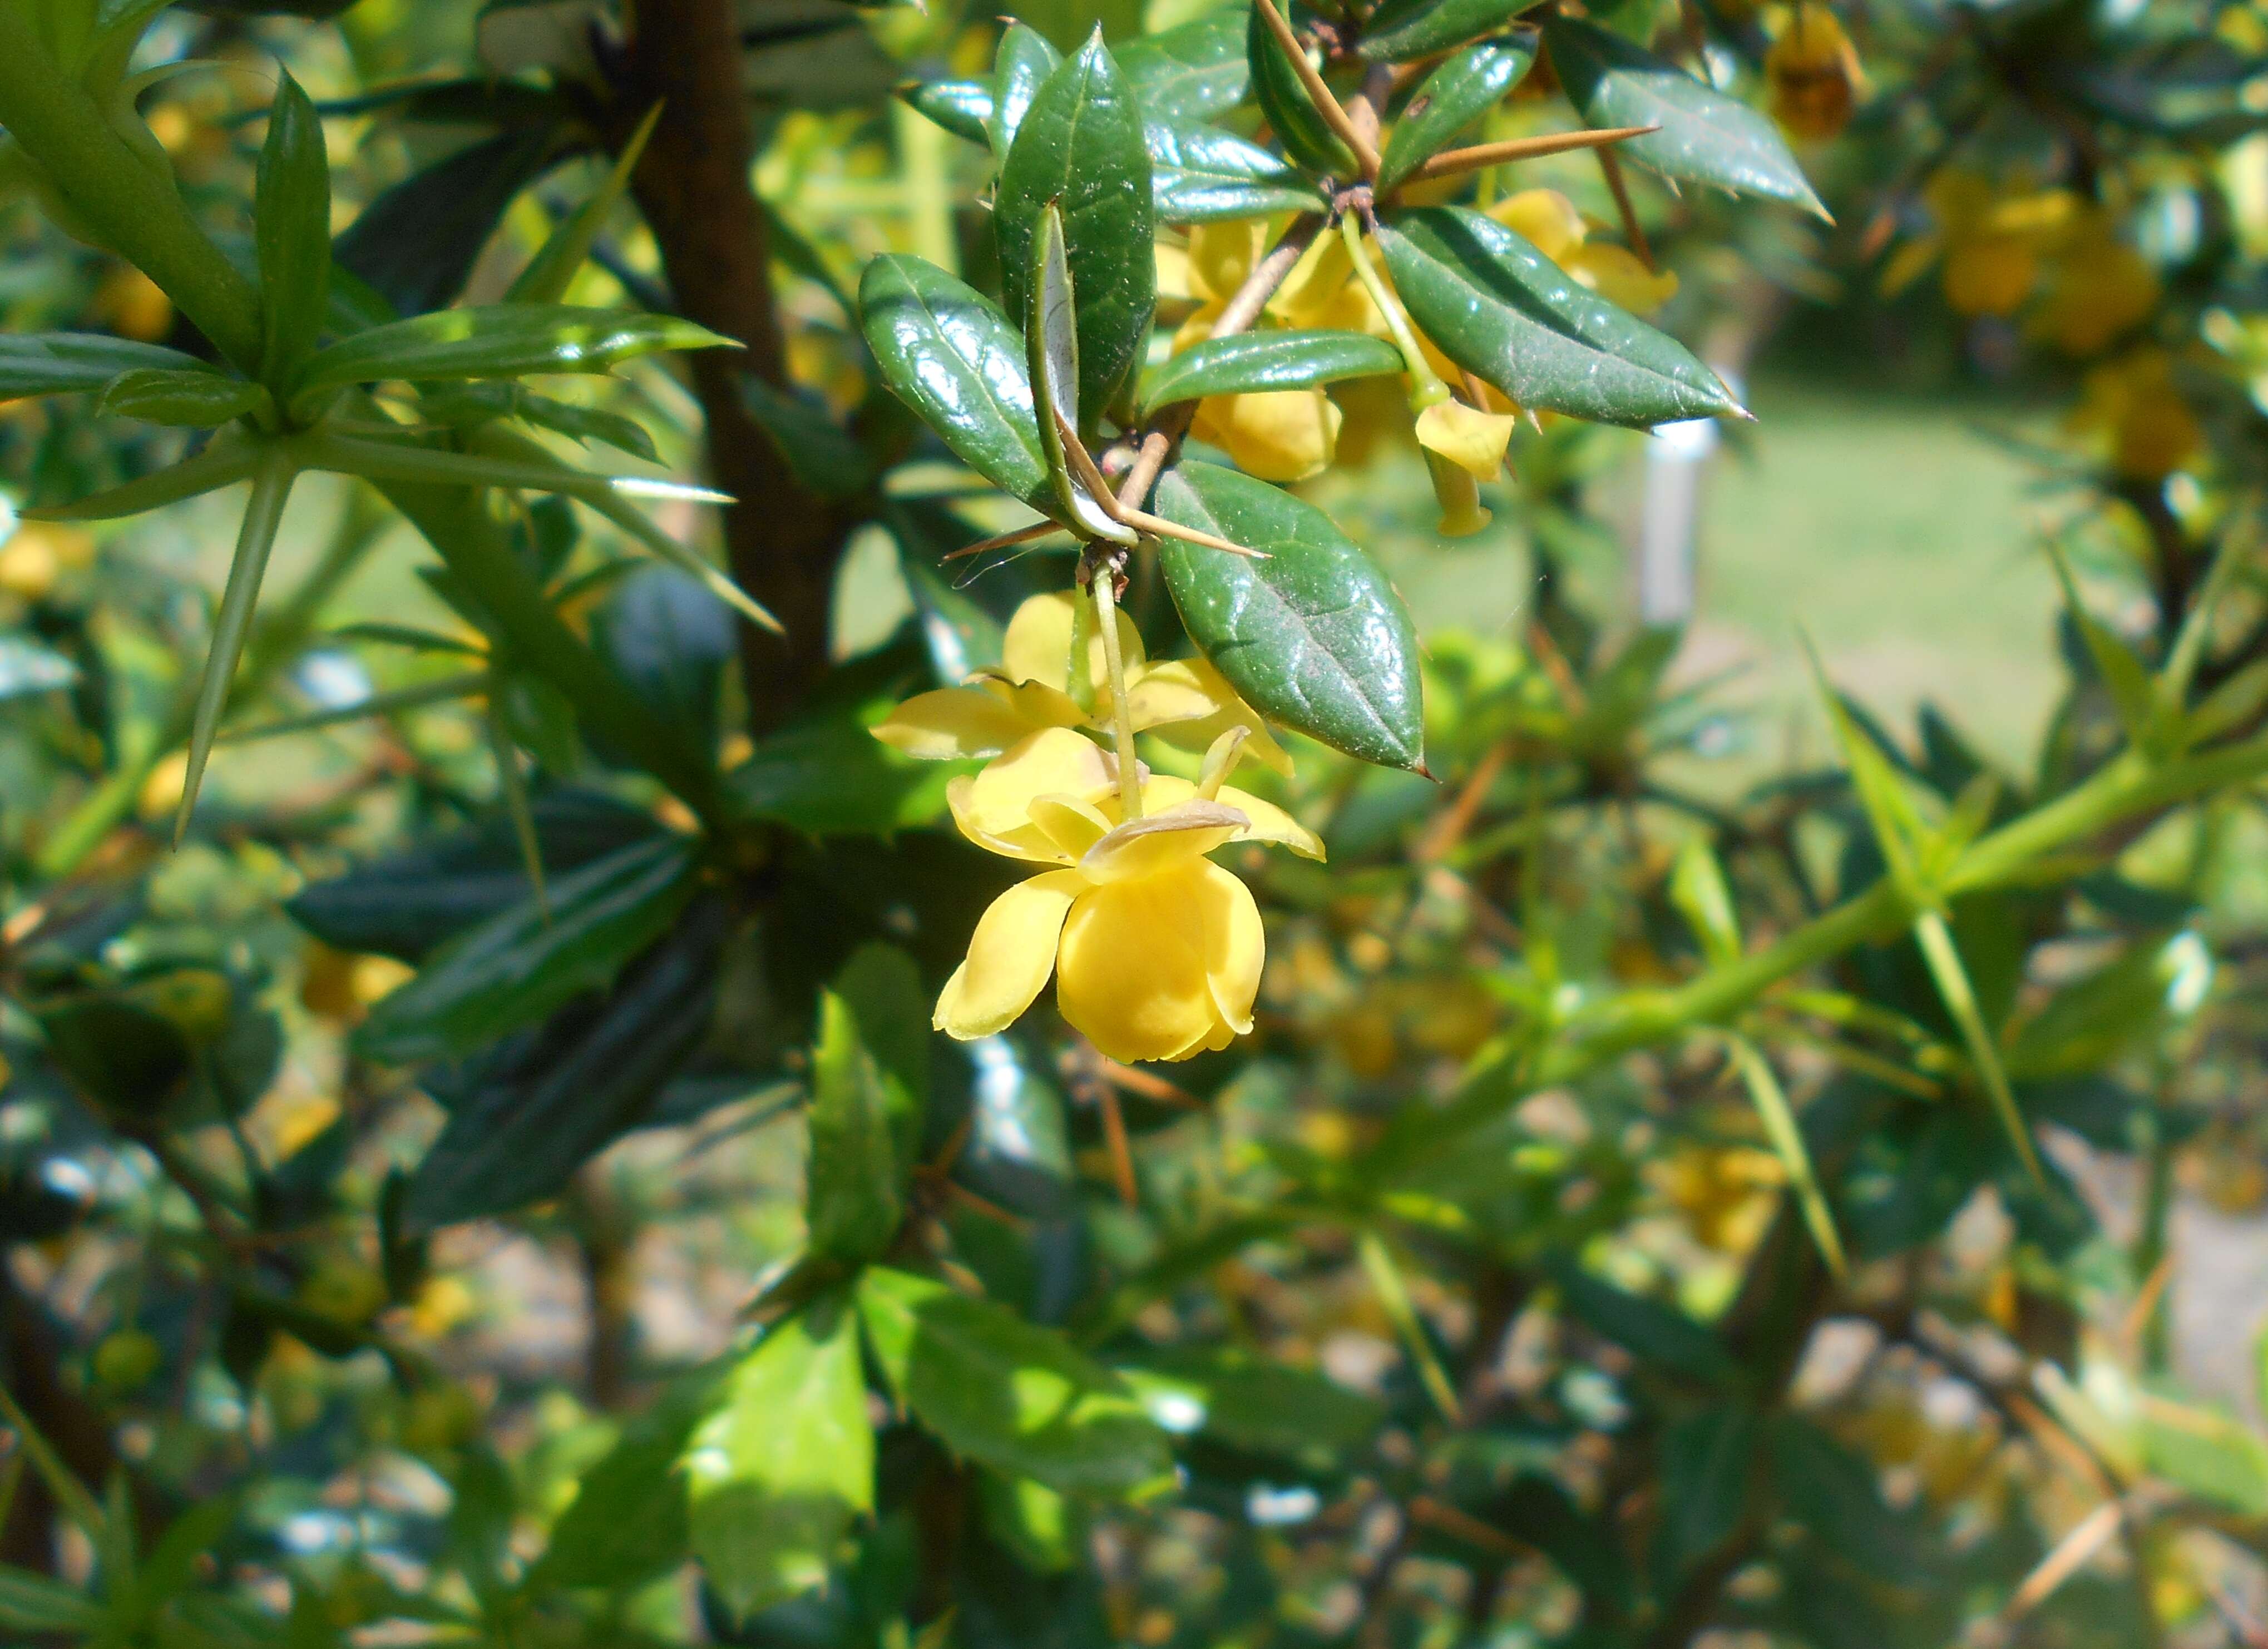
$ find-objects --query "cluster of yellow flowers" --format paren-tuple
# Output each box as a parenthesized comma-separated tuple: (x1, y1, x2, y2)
(874, 592, 1323, 1062)
(1158, 190, 1673, 535)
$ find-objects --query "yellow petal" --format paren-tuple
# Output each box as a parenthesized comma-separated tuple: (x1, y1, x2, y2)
(1424, 448, 1494, 537)
(1141, 775, 1325, 860)
(962, 726, 1114, 838)
(1567, 244, 1679, 316)
(1028, 792, 1114, 860)
(1055, 868, 1221, 1063)
(1271, 229, 1356, 328)
(1206, 389, 1341, 483)
(1080, 799, 1248, 883)
(947, 774, 1074, 864)
(871, 683, 1041, 760)
(1189, 220, 1268, 305)
(1154, 240, 1194, 302)
(1130, 658, 1294, 775)
(1193, 860, 1264, 1037)
(1001, 590, 1145, 699)
(1415, 399, 1516, 481)
(1489, 188, 1585, 264)
(935, 870, 1086, 1039)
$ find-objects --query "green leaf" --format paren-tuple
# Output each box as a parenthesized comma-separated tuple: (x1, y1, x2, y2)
(1377, 33, 1536, 192)
(990, 21, 1063, 155)
(1117, 1346, 1383, 1469)
(255, 69, 332, 386)
(859, 252, 1050, 513)
(728, 710, 962, 835)
(1147, 118, 1326, 223)
(0, 1566, 102, 1632)
(1653, 1405, 1758, 1587)
(806, 988, 903, 1265)
(686, 1301, 876, 1618)
(858, 1265, 1174, 1499)
(2047, 540, 2165, 754)
(535, 1368, 724, 1589)
(832, 942, 931, 1171)
(1027, 203, 1134, 544)
(997, 30, 1157, 424)
(0, 333, 208, 400)
(507, 102, 660, 305)
(1376, 207, 1741, 427)
(32, 992, 195, 1120)
(1248, 0, 1356, 176)
(2141, 1388, 2268, 1515)
(292, 306, 735, 408)
(1547, 1257, 1734, 1385)
(2005, 933, 2209, 1081)
(355, 834, 699, 1066)
(1359, 0, 1545, 61)
(97, 367, 271, 427)
(1542, 16, 1827, 217)
(741, 376, 876, 498)
(1725, 1034, 1845, 1280)
(1139, 329, 1401, 413)
(1118, 5, 1249, 122)
(179, 452, 298, 843)
(901, 77, 994, 146)
(1668, 836, 1741, 967)
(334, 126, 565, 319)
(1913, 909, 2044, 1186)
(1766, 1415, 1913, 1579)
(401, 898, 727, 1227)
(1153, 461, 1425, 771)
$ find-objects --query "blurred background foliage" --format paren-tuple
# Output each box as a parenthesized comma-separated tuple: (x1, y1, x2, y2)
(4, 0, 2268, 1645)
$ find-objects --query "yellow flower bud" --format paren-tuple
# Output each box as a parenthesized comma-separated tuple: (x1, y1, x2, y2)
(1766, 6, 1863, 143)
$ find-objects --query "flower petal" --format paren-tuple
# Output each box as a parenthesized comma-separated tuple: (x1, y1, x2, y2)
(1029, 793, 1113, 860)
(1140, 775, 1326, 861)
(1415, 399, 1516, 482)
(947, 775, 1071, 864)
(964, 727, 1114, 836)
(1080, 799, 1248, 883)
(1002, 590, 1145, 698)
(1131, 658, 1296, 776)
(1193, 860, 1264, 1038)
(1055, 868, 1219, 1063)
(935, 870, 1086, 1040)
(1488, 189, 1587, 263)
(1565, 245, 1678, 317)
(871, 684, 1039, 761)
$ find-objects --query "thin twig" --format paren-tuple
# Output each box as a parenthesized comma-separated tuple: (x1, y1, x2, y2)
(1252, 0, 1381, 179)
(1405, 124, 1657, 186)
(1595, 145, 1654, 271)
(1099, 1087, 1139, 1207)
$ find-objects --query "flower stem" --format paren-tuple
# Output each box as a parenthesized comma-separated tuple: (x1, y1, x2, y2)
(1091, 564, 1142, 821)
(1339, 210, 1447, 409)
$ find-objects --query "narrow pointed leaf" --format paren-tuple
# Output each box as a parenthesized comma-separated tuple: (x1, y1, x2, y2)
(256, 70, 332, 385)
(990, 21, 1063, 155)
(1913, 909, 2044, 1185)
(1248, 0, 1357, 175)
(997, 31, 1157, 423)
(98, 368, 271, 427)
(1377, 207, 1739, 427)
(1724, 1036, 1845, 1279)
(1027, 204, 1133, 544)
(900, 76, 994, 145)
(1139, 329, 1401, 413)
(292, 307, 735, 406)
(1357, 1231, 1461, 1422)
(859, 252, 1050, 511)
(1361, 0, 1546, 61)
(2046, 541, 2164, 754)
(508, 102, 661, 305)
(1803, 642, 1926, 904)
(685, 1304, 876, 1619)
(27, 440, 264, 520)
(177, 456, 298, 842)
(485, 690, 551, 917)
(1153, 460, 1424, 770)
(1543, 15, 1826, 216)
(1669, 836, 1742, 968)
(1377, 33, 1537, 192)
(0, 333, 207, 400)
(1119, 6, 1249, 122)
(218, 672, 487, 744)
(1148, 119, 1325, 222)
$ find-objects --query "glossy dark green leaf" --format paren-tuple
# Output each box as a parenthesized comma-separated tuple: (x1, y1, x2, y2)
(1118, 4, 1248, 122)
(510, 390, 660, 460)
(1027, 204, 1134, 543)
(1247, 1, 1355, 176)
(31, 993, 192, 1120)
(1543, 15, 1826, 216)
(1153, 461, 1424, 771)
(858, 1266, 1174, 1498)
(859, 252, 1050, 511)
(1147, 120, 1325, 223)
(97, 368, 270, 427)
(401, 899, 725, 1227)
(728, 710, 961, 834)
(953, 1035, 1076, 1217)
(288, 789, 661, 962)
(686, 1301, 876, 1618)
(901, 76, 994, 145)
(256, 69, 332, 385)
(334, 127, 564, 319)
(1376, 33, 1536, 191)
(294, 306, 734, 404)
(591, 564, 734, 757)
(806, 987, 903, 1264)
(1358, 0, 1543, 62)
(1139, 329, 1401, 413)
(991, 21, 1064, 155)
(997, 31, 1157, 424)
(355, 834, 699, 1065)
(0, 333, 207, 400)
(1377, 206, 1741, 427)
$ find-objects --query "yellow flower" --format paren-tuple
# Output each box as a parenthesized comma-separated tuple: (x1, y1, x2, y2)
(935, 726, 1323, 1062)
(2068, 348, 2203, 481)
(873, 591, 1292, 773)
(2029, 211, 2159, 356)
(1882, 170, 2074, 319)
(1766, 6, 1863, 143)
(1489, 191, 1679, 316)
(1168, 225, 1343, 482)
(1414, 398, 1516, 537)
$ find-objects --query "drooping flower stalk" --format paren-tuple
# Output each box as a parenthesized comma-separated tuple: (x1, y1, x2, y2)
(1090, 562, 1143, 821)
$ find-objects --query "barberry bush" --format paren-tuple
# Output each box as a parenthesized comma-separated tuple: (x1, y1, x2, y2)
(2, 0, 2268, 1643)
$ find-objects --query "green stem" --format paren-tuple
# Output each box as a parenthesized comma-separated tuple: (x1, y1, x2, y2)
(0, 5, 263, 372)
(1092, 567, 1142, 820)
(1340, 210, 1446, 408)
